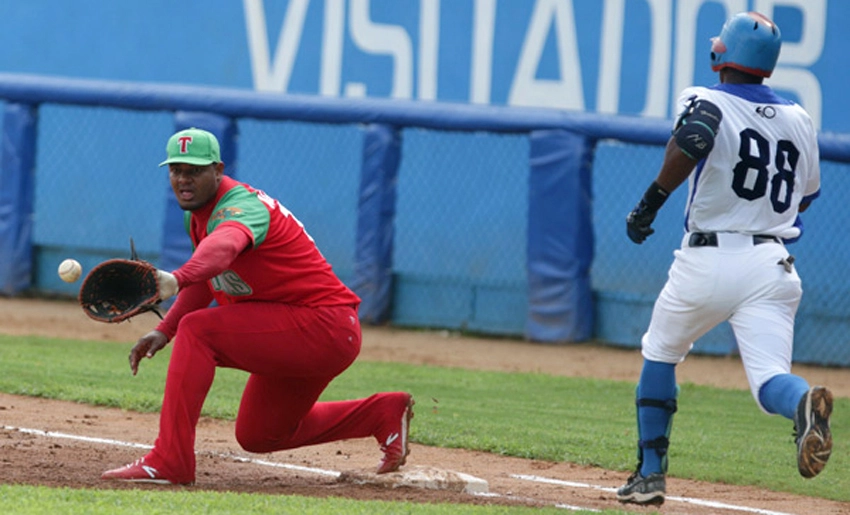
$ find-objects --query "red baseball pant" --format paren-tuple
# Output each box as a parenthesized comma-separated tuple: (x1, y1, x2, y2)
(144, 302, 399, 483)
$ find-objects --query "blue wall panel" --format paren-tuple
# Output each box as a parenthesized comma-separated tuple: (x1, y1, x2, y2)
(392, 128, 528, 333)
(237, 119, 363, 284)
(32, 106, 171, 296)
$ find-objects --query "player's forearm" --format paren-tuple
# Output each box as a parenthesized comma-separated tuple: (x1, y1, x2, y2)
(154, 282, 214, 340)
(172, 223, 253, 287)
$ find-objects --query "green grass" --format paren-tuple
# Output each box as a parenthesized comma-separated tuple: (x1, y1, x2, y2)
(0, 334, 847, 513)
(0, 484, 601, 515)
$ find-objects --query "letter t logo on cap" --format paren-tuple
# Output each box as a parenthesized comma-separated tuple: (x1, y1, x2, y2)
(178, 136, 193, 153)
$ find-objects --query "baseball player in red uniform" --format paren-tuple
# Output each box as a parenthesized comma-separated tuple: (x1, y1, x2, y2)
(101, 128, 414, 485)
(618, 12, 833, 505)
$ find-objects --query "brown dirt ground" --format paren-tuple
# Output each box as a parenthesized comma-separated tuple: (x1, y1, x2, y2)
(0, 296, 848, 514)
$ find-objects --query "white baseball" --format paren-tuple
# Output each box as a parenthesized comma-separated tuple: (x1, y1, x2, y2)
(58, 258, 82, 283)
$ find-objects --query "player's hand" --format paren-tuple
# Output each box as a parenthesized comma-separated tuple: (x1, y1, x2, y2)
(626, 200, 657, 244)
(129, 330, 168, 376)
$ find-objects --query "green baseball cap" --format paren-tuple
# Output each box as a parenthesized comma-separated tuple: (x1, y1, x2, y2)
(159, 128, 221, 167)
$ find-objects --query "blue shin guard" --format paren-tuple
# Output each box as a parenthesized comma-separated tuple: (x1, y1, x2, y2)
(635, 360, 678, 477)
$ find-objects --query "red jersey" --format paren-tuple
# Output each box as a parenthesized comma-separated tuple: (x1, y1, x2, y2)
(185, 176, 360, 308)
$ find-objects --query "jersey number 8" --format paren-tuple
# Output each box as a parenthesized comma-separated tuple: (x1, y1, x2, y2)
(732, 128, 799, 214)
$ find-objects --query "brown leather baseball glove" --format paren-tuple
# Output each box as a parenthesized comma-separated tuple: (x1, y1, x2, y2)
(78, 239, 178, 323)
(79, 258, 162, 323)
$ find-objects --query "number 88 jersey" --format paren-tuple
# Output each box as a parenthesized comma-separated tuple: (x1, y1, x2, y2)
(677, 83, 820, 242)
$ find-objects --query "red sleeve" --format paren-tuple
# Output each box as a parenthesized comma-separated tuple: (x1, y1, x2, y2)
(154, 282, 214, 341)
(171, 223, 253, 287)
(157, 223, 252, 341)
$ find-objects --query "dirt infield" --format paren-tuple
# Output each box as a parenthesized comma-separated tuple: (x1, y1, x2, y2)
(0, 297, 847, 514)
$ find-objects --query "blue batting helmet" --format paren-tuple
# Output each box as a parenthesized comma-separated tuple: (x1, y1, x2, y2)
(710, 12, 781, 78)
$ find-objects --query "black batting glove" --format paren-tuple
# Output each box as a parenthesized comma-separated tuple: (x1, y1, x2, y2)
(626, 201, 657, 244)
(626, 181, 670, 244)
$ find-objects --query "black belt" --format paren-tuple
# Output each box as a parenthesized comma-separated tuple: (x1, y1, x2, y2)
(688, 232, 781, 247)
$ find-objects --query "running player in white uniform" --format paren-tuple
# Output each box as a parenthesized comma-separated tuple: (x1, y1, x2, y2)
(617, 12, 833, 506)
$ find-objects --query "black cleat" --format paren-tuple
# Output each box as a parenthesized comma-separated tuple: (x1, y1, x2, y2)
(617, 471, 666, 505)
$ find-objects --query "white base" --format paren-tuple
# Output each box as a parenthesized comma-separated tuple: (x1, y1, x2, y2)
(338, 465, 489, 494)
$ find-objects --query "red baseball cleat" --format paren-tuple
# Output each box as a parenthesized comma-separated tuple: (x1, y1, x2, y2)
(101, 457, 189, 485)
(376, 393, 415, 474)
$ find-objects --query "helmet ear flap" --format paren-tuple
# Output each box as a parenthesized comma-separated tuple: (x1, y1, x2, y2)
(710, 38, 726, 54)
(709, 38, 726, 65)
